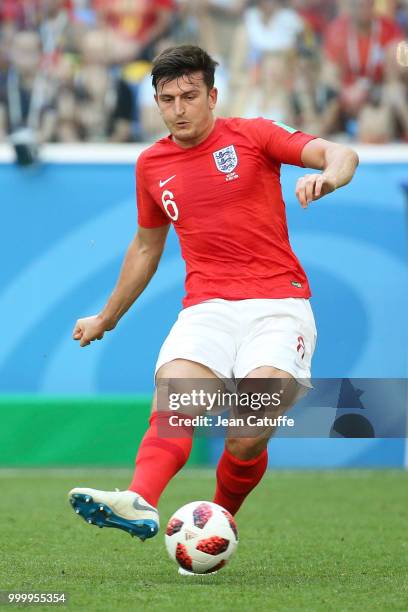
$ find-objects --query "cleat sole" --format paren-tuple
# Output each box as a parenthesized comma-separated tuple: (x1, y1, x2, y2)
(69, 493, 158, 541)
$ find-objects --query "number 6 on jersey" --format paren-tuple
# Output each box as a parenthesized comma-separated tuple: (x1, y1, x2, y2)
(162, 189, 179, 221)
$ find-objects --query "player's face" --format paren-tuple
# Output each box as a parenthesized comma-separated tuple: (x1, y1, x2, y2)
(155, 72, 218, 148)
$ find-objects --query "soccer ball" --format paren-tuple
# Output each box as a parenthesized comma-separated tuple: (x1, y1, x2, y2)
(165, 501, 238, 574)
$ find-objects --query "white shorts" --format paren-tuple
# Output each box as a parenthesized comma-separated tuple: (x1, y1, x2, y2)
(155, 298, 317, 385)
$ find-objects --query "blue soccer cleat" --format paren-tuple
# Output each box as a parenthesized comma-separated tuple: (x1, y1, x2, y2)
(68, 488, 159, 542)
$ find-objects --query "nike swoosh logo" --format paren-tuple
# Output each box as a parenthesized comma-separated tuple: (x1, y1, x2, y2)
(159, 175, 176, 188)
(133, 497, 155, 513)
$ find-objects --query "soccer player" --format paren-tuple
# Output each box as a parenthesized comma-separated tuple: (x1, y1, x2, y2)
(69, 46, 358, 555)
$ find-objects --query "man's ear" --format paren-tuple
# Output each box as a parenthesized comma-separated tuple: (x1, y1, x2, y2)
(209, 87, 218, 110)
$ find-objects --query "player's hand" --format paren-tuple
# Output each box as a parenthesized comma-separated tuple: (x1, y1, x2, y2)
(72, 315, 111, 348)
(295, 173, 337, 209)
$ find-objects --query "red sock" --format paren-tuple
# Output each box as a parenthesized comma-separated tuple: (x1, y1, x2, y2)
(213, 448, 268, 516)
(128, 411, 193, 507)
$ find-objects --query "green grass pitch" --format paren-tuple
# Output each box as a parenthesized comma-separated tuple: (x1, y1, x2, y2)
(1, 469, 407, 611)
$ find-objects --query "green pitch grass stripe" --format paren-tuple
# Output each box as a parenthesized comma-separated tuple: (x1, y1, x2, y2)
(0, 395, 208, 467)
(1, 469, 407, 611)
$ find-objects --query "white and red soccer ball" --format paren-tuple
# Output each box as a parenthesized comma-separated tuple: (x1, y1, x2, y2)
(165, 501, 238, 574)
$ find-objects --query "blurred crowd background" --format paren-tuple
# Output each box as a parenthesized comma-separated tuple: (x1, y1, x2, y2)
(0, 0, 407, 145)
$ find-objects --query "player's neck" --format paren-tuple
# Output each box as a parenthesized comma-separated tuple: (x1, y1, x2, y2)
(172, 117, 216, 149)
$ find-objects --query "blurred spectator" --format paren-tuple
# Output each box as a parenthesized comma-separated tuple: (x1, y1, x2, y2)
(374, 0, 398, 18)
(292, 51, 340, 136)
(193, 1, 247, 67)
(92, 0, 176, 64)
(0, 30, 56, 143)
(323, 0, 404, 140)
(54, 29, 134, 141)
(230, 0, 304, 121)
(0, 1, 42, 31)
(0, 1, 41, 58)
(232, 51, 294, 122)
(245, 0, 304, 56)
(291, 0, 337, 39)
(70, 0, 98, 28)
(396, 0, 408, 34)
(171, 0, 203, 47)
(0, 0, 407, 143)
(39, 0, 72, 57)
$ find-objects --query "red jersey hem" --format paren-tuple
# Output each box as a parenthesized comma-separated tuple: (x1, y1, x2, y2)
(182, 290, 312, 309)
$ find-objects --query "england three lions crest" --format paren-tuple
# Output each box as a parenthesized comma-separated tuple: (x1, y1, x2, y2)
(213, 145, 238, 174)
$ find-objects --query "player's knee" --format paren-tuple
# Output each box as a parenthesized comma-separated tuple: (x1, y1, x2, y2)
(243, 365, 292, 379)
(154, 360, 224, 416)
(225, 437, 268, 461)
(156, 359, 216, 379)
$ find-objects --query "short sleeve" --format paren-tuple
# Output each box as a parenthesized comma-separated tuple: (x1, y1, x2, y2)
(136, 154, 170, 228)
(248, 118, 317, 167)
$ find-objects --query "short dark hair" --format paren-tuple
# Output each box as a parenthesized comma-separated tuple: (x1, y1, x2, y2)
(151, 45, 219, 92)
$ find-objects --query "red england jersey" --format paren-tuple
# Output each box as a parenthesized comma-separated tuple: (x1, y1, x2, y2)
(136, 117, 316, 308)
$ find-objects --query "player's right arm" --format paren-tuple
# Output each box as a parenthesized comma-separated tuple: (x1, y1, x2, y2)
(73, 224, 170, 347)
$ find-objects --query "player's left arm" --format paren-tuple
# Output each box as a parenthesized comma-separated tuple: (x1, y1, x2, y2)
(297, 138, 359, 209)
